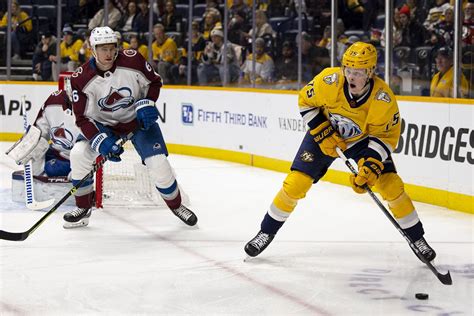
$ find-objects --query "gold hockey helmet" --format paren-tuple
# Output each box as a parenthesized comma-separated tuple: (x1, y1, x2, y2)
(342, 42, 377, 77)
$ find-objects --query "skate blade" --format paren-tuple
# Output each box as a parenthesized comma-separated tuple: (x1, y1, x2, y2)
(63, 219, 89, 229)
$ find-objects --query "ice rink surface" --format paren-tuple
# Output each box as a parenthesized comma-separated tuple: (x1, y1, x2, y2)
(0, 142, 473, 315)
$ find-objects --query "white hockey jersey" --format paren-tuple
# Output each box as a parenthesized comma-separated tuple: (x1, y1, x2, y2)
(69, 49, 163, 140)
(34, 90, 81, 160)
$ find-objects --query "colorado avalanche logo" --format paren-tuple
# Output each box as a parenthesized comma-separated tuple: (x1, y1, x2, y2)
(328, 113, 362, 139)
(98, 87, 135, 112)
(50, 124, 74, 150)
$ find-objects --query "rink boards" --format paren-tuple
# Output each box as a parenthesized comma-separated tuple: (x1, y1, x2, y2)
(0, 82, 472, 213)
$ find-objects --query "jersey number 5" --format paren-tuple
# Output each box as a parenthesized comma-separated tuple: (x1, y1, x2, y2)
(386, 112, 400, 131)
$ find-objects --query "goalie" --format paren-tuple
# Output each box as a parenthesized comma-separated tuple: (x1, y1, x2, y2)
(7, 88, 80, 180)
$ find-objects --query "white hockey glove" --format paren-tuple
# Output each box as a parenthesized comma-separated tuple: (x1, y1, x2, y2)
(6, 125, 49, 165)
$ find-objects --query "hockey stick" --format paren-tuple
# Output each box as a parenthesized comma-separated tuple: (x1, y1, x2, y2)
(21, 95, 55, 210)
(0, 133, 133, 242)
(335, 147, 452, 285)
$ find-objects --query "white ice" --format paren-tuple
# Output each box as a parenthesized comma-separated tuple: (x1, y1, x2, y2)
(0, 141, 473, 315)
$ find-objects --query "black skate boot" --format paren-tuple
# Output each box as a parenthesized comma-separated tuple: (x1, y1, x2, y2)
(412, 237, 437, 262)
(171, 205, 197, 226)
(245, 230, 275, 257)
(63, 207, 92, 229)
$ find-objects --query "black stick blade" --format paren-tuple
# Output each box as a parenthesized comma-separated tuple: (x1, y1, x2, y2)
(437, 271, 453, 285)
(0, 230, 29, 241)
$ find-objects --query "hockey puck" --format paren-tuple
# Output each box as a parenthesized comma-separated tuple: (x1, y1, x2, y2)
(415, 293, 429, 300)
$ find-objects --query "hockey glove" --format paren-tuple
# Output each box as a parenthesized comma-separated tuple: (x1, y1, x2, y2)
(90, 133, 124, 162)
(350, 157, 384, 194)
(310, 121, 347, 158)
(135, 99, 158, 130)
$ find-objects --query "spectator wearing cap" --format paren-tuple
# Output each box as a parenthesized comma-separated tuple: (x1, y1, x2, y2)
(32, 32, 57, 81)
(88, 0, 122, 30)
(0, 0, 33, 60)
(428, 6, 454, 49)
(430, 47, 469, 98)
(49, 25, 84, 81)
(152, 23, 178, 84)
(240, 37, 274, 86)
(396, 4, 426, 47)
(197, 27, 240, 85)
(423, 0, 451, 32)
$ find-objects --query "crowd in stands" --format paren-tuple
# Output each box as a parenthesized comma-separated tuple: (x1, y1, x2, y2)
(0, 0, 473, 98)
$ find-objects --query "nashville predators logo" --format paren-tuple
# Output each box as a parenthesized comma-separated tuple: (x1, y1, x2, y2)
(300, 151, 314, 162)
(375, 89, 391, 103)
(98, 87, 135, 112)
(328, 113, 362, 139)
(50, 124, 74, 150)
(323, 73, 338, 85)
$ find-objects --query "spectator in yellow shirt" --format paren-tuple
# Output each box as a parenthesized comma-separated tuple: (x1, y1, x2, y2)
(0, 0, 32, 59)
(152, 23, 178, 84)
(49, 25, 84, 81)
(430, 46, 469, 98)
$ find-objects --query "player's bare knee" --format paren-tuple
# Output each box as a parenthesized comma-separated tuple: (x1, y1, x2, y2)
(144, 154, 176, 188)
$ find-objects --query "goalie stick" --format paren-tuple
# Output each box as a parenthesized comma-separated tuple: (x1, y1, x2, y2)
(20, 95, 55, 210)
(335, 147, 452, 286)
(0, 133, 133, 242)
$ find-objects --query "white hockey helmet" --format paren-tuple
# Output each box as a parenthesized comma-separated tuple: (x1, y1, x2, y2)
(89, 26, 118, 59)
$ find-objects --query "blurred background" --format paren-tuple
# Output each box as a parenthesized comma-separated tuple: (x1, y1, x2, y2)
(0, 0, 472, 98)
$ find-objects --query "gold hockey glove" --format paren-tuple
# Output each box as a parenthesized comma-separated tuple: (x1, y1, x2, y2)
(310, 121, 347, 158)
(350, 157, 384, 194)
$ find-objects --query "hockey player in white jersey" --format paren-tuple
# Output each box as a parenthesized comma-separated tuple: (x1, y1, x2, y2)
(65, 26, 197, 228)
(7, 89, 80, 178)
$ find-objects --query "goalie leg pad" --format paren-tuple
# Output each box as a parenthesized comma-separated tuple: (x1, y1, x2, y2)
(375, 172, 416, 219)
(145, 154, 181, 209)
(6, 125, 42, 164)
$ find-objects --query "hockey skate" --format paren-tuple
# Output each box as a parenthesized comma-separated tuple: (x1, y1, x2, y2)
(171, 205, 197, 226)
(411, 237, 437, 262)
(63, 207, 92, 229)
(245, 230, 275, 257)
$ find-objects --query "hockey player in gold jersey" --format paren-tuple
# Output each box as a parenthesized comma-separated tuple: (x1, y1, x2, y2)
(245, 42, 437, 263)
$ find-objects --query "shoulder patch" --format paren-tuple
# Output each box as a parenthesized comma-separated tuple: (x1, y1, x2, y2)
(51, 90, 62, 96)
(123, 49, 137, 57)
(323, 73, 338, 85)
(375, 89, 391, 103)
(71, 66, 83, 78)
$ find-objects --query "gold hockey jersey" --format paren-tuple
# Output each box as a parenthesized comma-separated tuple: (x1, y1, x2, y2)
(298, 67, 401, 162)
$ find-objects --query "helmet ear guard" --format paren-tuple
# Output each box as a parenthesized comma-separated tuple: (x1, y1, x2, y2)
(342, 42, 377, 79)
